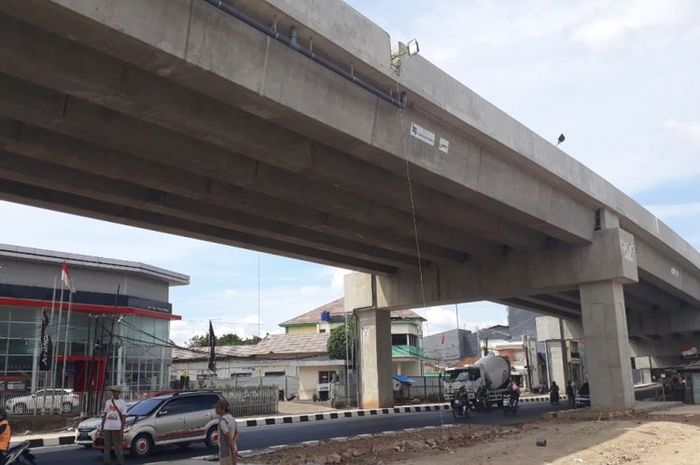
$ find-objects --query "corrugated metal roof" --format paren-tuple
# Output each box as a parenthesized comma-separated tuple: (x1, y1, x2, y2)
(0, 243, 189, 286)
(279, 297, 426, 326)
(171, 332, 331, 362)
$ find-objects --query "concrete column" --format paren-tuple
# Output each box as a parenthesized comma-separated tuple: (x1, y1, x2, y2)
(356, 308, 393, 408)
(580, 280, 635, 409)
(547, 340, 567, 389)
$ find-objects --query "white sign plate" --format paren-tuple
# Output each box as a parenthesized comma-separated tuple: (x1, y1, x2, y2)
(410, 122, 435, 146)
(439, 138, 450, 153)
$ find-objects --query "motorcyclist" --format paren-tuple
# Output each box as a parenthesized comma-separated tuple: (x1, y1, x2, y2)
(506, 380, 520, 408)
(550, 381, 560, 404)
(0, 410, 11, 465)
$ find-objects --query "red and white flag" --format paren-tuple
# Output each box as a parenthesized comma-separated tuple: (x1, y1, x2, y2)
(61, 261, 74, 292)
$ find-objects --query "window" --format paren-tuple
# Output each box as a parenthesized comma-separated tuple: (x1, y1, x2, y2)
(318, 371, 338, 383)
(264, 371, 285, 377)
(231, 372, 252, 378)
(392, 334, 419, 346)
(319, 329, 326, 333)
(188, 394, 220, 411)
(161, 397, 193, 415)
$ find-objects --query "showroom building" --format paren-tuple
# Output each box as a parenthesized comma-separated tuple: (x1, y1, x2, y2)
(0, 243, 188, 395)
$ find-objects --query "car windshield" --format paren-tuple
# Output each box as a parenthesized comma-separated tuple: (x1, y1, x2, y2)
(126, 398, 163, 417)
(444, 369, 468, 382)
(455, 368, 481, 382)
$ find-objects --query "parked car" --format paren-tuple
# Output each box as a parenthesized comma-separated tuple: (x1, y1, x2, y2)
(75, 401, 140, 448)
(94, 391, 224, 457)
(5, 389, 79, 414)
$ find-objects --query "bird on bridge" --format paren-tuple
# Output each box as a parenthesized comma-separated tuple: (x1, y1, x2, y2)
(556, 133, 566, 146)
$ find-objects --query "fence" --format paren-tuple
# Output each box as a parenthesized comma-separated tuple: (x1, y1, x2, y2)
(220, 385, 278, 417)
(394, 376, 442, 403)
(3, 384, 278, 417)
(215, 375, 299, 399)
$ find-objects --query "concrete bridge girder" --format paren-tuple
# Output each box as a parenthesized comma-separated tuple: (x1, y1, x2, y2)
(347, 226, 639, 409)
(346, 228, 638, 312)
(0, 1, 596, 247)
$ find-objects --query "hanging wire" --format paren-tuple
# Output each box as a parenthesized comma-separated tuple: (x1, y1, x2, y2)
(396, 85, 427, 310)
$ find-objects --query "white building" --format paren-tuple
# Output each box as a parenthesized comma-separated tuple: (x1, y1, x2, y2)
(170, 298, 426, 400)
(170, 333, 343, 401)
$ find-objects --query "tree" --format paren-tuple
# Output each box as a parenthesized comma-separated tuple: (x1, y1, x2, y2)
(186, 333, 262, 347)
(327, 318, 355, 362)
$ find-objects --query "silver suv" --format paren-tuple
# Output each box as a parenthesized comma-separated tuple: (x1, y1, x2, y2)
(96, 391, 223, 457)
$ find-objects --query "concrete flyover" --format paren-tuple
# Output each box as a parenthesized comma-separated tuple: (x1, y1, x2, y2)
(0, 0, 698, 410)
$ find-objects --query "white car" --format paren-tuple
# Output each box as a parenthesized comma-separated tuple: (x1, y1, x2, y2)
(5, 389, 79, 414)
(76, 401, 139, 448)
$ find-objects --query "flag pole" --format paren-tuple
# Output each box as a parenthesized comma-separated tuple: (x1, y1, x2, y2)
(60, 290, 74, 394)
(43, 276, 57, 413)
(52, 275, 65, 411)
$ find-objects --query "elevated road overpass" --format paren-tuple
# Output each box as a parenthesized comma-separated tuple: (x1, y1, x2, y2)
(0, 0, 698, 409)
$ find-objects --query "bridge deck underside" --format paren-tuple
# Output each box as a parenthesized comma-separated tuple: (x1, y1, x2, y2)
(0, 10, 557, 275)
(0, 5, 697, 327)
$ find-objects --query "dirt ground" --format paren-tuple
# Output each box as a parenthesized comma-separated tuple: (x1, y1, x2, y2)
(246, 409, 700, 465)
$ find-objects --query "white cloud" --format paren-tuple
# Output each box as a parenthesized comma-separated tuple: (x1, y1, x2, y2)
(646, 203, 700, 220)
(663, 119, 700, 143)
(572, 0, 687, 47)
(415, 302, 508, 336)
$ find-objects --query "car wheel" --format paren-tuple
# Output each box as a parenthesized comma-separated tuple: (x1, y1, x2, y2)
(205, 426, 219, 450)
(61, 402, 73, 414)
(13, 403, 27, 414)
(131, 433, 154, 457)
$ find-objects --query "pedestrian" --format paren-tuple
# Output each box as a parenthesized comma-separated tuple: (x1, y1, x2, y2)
(215, 398, 239, 465)
(101, 386, 127, 465)
(566, 381, 576, 408)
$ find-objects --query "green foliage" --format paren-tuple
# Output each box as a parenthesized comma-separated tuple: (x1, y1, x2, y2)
(186, 333, 262, 347)
(327, 318, 355, 361)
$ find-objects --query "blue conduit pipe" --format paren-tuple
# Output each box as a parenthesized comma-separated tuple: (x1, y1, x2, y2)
(201, 0, 407, 108)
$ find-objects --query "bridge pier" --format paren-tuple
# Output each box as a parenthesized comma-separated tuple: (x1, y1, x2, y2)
(580, 280, 635, 409)
(355, 307, 394, 408)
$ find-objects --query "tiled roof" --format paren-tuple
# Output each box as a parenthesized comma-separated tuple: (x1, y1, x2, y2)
(171, 333, 330, 362)
(279, 297, 426, 326)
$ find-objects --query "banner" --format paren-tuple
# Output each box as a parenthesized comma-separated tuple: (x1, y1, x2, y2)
(208, 320, 216, 373)
(39, 309, 52, 371)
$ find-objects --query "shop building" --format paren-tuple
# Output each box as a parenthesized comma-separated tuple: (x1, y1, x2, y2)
(0, 244, 188, 394)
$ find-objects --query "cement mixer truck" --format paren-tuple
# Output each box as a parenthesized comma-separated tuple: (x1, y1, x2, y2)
(443, 355, 511, 408)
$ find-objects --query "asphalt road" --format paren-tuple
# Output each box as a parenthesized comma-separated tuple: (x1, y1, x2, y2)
(31, 402, 566, 465)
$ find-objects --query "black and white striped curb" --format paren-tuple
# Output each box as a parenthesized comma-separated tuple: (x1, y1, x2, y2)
(238, 396, 566, 428)
(11, 435, 76, 448)
(240, 403, 452, 428)
(12, 396, 565, 449)
(519, 394, 568, 404)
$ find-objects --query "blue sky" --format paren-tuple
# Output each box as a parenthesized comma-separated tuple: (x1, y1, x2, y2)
(1, 0, 699, 344)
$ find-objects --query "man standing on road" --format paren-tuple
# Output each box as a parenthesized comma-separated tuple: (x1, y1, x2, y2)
(566, 381, 576, 409)
(215, 399, 239, 465)
(101, 386, 127, 465)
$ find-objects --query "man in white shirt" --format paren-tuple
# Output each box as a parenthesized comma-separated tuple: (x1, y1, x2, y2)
(100, 386, 127, 465)
(215, 399, 239, 465)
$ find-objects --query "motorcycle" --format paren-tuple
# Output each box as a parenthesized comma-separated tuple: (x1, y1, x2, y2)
(451, 387, 471, 419)
(3, 441, 36, 465)
(550, 390, 560, 405)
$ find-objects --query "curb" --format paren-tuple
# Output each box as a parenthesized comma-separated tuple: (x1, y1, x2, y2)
(240, 403, 451, 428)
(13, 396, 561, 449)
(11, 435, 76, 448)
